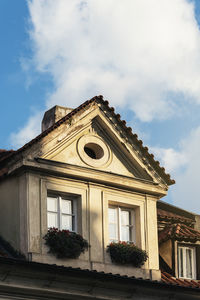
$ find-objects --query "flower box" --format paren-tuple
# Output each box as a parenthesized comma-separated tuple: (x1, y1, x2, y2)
(44, 228, 89, 259)
(107, 241, 148, 268)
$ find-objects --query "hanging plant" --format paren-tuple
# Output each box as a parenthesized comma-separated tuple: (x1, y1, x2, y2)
(107, 241, 148, 268)
(44, 228, 89, 259)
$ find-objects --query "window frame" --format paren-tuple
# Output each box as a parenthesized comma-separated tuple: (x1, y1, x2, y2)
(47, 194, 77, 232)
(178, 245, 196, 279)
(108, 205, 135, 243)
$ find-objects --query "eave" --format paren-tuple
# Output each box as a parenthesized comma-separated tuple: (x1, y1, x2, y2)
(6, 157, 168, 198)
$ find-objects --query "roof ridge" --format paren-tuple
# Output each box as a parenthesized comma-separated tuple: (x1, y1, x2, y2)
(157, 209, 193, 223)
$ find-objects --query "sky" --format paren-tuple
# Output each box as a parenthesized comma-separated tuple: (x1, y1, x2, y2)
(1, 0, 200, 213)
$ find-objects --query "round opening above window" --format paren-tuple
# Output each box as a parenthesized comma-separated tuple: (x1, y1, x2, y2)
(84, 143, 104, 160)
(77, 135, 112, 167)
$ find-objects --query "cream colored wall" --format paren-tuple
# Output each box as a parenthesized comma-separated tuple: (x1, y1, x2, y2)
(26, 172, 160, 280)
(50, 133, 136, 178)
(145, 196, 159, 270)
(195, 215, 200, 231)
(0, 173, 29, 255)
(28, 173, 41, 254)
(0, 176, 20, 250)
(160, 239, 172, 269)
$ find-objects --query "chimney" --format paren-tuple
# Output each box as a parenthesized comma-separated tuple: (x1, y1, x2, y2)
(42, 105, 73, 132)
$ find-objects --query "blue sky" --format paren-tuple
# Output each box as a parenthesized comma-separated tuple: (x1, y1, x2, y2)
(0, 0, 52, 148)
(1, 0, 200, 212)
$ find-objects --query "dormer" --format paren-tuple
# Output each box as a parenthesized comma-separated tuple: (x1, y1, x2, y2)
(0, 96, 175, 281)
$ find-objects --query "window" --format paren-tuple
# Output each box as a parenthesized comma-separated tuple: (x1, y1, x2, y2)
(84, 143, 104, 159)
(47, 195, 77, 231)
(77, 135, 111, 168)
(178, 246, 196, 279)
(108, 206, 135, 243)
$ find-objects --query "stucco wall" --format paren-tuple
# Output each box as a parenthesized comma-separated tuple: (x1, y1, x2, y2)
(0, 176, 20, 249)
(26, 172, 160, 280)
(160, 239, 172, 269)
(145, 196, 159, 270)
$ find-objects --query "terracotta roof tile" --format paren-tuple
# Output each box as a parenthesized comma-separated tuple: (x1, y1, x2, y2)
(159, 223, 200, 243)
(0, 95, 174, 185)
(158, 208, 194, 225)
(161, 272, 200, 288)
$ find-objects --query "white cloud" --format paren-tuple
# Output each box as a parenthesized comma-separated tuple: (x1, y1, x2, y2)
(25, 0, 200, 122)
(11, 0, 200, 145)
(150, 146, 188, 174)
(9, 0, 200, 215)
(171, 127, 200, 212)
(150, 127, 200, 213)
(10, 112, 42, 149)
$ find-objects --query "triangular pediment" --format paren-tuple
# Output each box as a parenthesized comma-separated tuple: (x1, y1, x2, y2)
(40, 106, 155, 183)
(0, 96, 173, 189)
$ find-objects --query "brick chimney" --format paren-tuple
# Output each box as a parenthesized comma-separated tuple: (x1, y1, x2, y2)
(42, 105, 73, 132)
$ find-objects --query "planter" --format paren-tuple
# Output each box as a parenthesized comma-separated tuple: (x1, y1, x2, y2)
(44, 228, 89, 259)
(107, 241, 148, 268)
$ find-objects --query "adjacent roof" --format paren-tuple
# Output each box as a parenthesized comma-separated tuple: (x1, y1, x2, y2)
(0, 149, 15, 162)
(0, 234, 199, 291)
(159, 223, 200, 243)
(157, 200, 196, 221)
(162, 272, 200, 289)
(0, 256, 199, 292)
(157, 208, 194, 226)
(0, 95, 175, 185)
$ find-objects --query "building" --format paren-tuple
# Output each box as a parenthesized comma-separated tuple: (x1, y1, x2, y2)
(158, 200, 200, 287)
(0, 95, 200, 299)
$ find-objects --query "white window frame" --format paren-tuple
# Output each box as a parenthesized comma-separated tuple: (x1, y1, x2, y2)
(47, 194, 77, 232)
(108, 206, 135, 243)
(178, 245, 196, 279)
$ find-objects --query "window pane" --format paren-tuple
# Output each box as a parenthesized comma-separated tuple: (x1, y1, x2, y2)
(108, 208, 117, 223)
(47, 197, 57, 212)
(121, 210, 131, 242)
(109, 224, 118, 241)
(48, 212, 58, 228)
(178, 247, 184, 277)
(186, 249, 192, 278)
(121, 210, 130, 226)
(62, 215, 72, 231)
(109, 207, 118, 241)
(62, 199, 72, 214)
(121, 226, 130, 242)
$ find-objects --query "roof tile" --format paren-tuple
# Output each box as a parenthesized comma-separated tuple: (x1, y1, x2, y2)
(157, 208, 194, 225)
(161, 272, 200, 289)
(159, 223, 200, 243)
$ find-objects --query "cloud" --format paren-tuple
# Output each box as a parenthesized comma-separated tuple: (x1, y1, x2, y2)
(150, 146, 188, 174)
(25, 0, 200, 122)
(151, 127, 200, 213)
(9, 0, 200, 215)
(11, 0, 200, 145)
(10, 111, 43, 149)
(171, 127, 200, 213)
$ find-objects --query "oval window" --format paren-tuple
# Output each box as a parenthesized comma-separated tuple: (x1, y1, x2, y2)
(77, 135, 112, 167)
(84, 143, 104, 159)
